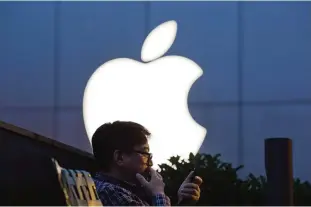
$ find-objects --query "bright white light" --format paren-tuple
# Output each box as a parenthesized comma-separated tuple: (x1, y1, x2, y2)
(83, 20, 207, 169)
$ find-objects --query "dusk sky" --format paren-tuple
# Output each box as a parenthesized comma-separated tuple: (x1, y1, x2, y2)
(1, 2, 311, 180)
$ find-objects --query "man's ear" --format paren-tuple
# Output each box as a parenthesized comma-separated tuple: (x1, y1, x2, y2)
(113, 150, 124, 166)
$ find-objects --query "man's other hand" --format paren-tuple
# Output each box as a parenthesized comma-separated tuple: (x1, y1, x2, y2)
(177, 171, 203, 203)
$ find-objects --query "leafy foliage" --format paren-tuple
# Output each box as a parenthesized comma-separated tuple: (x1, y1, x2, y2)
(157, 153, 311, 205)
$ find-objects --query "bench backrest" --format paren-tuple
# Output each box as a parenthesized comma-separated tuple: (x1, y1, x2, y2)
(52, 158, 102, 206)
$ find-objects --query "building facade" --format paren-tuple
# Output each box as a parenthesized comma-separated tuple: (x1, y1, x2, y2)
(1, 2, 311, 180)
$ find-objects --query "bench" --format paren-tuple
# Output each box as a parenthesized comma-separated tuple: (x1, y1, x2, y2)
(52, 158, 102, 206)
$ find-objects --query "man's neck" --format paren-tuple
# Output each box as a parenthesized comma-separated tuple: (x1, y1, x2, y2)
(103, 169, 137, 186)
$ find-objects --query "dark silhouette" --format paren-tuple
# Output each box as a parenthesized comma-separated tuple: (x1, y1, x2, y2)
(91, 121, 203, 206)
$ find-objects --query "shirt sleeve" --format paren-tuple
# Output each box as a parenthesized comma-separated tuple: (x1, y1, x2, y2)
(152, 193, 171, 206)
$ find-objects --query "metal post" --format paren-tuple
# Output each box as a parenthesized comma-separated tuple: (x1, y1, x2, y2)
(265, 138, 293, 206)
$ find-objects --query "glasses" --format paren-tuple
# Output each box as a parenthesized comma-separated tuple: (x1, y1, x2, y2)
(133, 150, 152, 159)
(133, 150, 153, 166)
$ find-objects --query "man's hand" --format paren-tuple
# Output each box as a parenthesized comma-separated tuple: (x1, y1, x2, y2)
(136, 168, 165, 196)
(177, 171, 203, 204)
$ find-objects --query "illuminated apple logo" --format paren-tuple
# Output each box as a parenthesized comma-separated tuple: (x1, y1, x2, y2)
(83, 20, 207, 168)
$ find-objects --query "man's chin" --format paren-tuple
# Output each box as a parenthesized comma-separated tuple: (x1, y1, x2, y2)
(140, 167, 151, 181)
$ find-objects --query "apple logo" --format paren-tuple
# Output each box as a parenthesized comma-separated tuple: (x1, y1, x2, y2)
(83, 20, 207, 169)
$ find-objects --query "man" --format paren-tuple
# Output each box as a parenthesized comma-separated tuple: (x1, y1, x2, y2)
(92, 121, 203, 206)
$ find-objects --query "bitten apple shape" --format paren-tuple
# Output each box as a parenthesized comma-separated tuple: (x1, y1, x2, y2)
(83, 20, 207, 168)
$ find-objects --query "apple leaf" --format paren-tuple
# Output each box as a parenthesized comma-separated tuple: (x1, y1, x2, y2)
(141, 20, 177, 62)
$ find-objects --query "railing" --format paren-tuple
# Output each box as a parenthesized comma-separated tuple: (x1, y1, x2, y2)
(0, 120, 98, 174)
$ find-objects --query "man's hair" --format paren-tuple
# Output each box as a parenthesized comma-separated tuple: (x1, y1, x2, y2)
(92, 121, 151, 171)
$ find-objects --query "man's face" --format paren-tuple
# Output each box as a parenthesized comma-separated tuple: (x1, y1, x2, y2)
(123, 142, 153, 176)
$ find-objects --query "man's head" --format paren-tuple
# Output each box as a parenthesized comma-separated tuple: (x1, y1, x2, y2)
(92, 121, 153, 177)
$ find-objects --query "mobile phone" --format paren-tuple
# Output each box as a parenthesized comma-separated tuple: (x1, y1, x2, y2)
(190, 168, 197, 182)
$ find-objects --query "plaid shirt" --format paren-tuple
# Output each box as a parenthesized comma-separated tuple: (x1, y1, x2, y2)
(93, 172, 171, 206)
